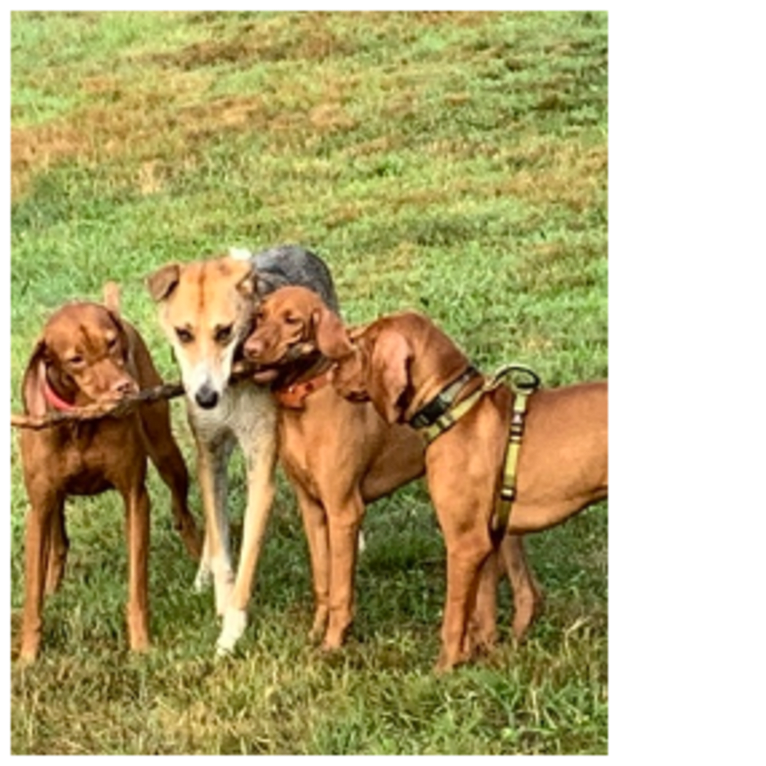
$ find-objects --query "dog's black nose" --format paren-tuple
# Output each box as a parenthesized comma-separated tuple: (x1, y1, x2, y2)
(195, 385, 219, 409)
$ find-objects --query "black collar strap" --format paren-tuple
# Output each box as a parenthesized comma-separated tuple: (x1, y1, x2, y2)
(408, 366, 480, 429)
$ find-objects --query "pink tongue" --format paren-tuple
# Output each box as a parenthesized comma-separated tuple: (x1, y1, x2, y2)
(252, 369, 279, 384)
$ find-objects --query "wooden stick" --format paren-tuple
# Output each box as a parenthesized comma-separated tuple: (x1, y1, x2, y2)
(11, 382, 185, 430)
(10, 360, 261, 430)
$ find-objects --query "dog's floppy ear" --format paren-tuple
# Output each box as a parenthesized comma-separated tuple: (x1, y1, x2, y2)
(369, 330, 413, 425)
(21, 339, 49, 418)
(147, 263, 181, 302)
(312, 304, 353, 359)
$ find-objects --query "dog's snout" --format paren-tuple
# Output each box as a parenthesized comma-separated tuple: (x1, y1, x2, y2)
(244, 335, 264, 360)
(111, 376, 138, 398)
(195, 384, 220, 409)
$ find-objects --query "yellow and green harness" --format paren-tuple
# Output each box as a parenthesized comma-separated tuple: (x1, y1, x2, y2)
(408, 364, 541, 533)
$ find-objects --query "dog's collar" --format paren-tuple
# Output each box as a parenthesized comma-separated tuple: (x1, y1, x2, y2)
(273, 368, 334, 410)
(408, 366, 481, 430)
(43, 377, 78, 412)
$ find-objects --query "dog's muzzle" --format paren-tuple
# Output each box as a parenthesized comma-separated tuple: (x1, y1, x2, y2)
(195, 383, 220, 409)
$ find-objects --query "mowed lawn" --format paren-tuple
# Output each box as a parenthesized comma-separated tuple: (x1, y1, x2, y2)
(10, 11, 608, 755)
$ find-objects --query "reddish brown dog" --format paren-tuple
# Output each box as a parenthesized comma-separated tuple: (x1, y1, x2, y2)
(242, 286, 542, 654)
(325, 308, 608, 672)
(17, 286, 201, 663)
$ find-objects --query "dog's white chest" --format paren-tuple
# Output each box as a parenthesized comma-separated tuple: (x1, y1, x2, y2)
(188, 383, 276, 445)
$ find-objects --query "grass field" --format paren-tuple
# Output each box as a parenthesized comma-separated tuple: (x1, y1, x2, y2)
(10, 11, 608, 755)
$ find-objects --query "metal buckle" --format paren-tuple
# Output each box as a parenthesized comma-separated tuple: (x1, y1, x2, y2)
(410, 392, 450, 428)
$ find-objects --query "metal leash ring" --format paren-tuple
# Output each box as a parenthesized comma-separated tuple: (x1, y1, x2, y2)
(507, 364, 541, 394)
(484, 364, 542, 394)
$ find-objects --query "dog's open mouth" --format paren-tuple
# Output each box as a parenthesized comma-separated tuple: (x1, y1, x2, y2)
(81, 389, 138, 411)
(337, 387, 369, 403)
(251, 367, 280, 384)
(243, 347, 300, 384)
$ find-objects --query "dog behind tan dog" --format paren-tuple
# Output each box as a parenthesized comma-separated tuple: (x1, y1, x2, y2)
(324, 308, 607, 672)
(242, 285, 542, 654)
(16, 284, 201, 663)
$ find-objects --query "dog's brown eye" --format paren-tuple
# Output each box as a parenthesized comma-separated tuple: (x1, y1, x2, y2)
(67, 355, 85, 367)
(284, 314, 301, 326)
(176, 327, 194, 344)
(215, 325, 233, 344)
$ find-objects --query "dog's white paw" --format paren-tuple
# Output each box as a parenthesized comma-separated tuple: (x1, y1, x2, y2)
(215, 608, 248, 656)
(358, 530, 367, 555)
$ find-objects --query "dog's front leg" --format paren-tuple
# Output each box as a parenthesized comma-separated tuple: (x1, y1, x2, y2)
(216, 436, 277, 656)
(194, 433, 235, 616)
(322, 491, 365, 651)
(19, 494, 61, 664)
(292, 483, 330, 643)
(123, 482, 151, 652)
(435, 525, 494, 673)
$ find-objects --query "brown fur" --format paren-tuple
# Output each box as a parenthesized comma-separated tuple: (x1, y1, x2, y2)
(327, 309, 608, 672)
(243, 286, 543, 653)
(17, 291, 201, 663)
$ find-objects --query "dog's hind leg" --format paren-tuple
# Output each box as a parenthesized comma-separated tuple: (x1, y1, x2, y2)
(45, 506, 69, 595)
(139, 403, 203, 561)
(467, 551, 500, 654)
(467, 535, 543, 654)
(216, 434, 277, 656)
(501, 534, 544, 641)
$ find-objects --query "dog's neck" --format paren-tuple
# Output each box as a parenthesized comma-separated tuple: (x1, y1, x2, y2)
(407, 365, 482, 430)
(271, 351, 337, 410)
(43, 366, 80, 411)
(401, 324, 477, 424)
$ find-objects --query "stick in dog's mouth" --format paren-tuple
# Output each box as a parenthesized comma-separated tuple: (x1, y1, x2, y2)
(235, 339, 316, 385)
(230, 358, 267, 380)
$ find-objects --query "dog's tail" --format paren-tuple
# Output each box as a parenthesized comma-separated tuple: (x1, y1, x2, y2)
(103, 281, 121, 315)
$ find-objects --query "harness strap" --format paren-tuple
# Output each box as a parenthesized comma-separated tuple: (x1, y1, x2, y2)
(413, 362, 541, 531)
(487, 365, 540, 533)
(418, 385, 484, 445)
(493, 388, 531, 532)
(409, 366, 480, 431)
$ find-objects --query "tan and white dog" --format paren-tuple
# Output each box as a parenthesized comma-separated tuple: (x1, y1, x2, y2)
(147, 245, 339, 654)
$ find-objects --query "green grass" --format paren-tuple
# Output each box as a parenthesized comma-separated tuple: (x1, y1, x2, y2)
(10, 11, 608, 755)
